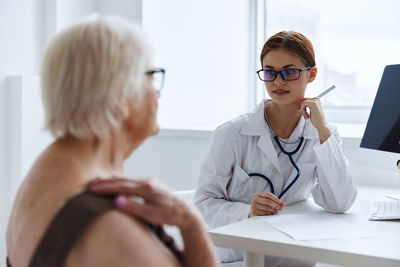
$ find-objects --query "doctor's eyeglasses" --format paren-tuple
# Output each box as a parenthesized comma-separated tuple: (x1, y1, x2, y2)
(257, 66, 311, 82)
(145, 68, 166, 92)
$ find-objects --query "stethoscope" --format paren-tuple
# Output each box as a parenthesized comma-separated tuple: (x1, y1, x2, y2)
(248, 109, 306, 199)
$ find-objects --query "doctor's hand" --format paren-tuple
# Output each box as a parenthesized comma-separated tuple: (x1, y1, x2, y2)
(249, 192, 285, 217)
(299, 97, 331, 143)
(88, 177, 201, 231)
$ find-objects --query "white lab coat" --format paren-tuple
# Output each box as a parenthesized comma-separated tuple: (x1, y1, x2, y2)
(195, 100, 357, 266)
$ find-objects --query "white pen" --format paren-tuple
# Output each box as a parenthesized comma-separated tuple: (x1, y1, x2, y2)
(317, 85, 336, 98)
(298, 85, 336, 112)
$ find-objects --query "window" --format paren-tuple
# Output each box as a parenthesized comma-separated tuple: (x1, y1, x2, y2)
(143, 0, 400, 129)
(264, 0, 400, 123)
(143, 0, 251, 130)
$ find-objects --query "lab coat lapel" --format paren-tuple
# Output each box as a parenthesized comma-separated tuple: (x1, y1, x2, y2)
(281, 118, 318, 196)
(257, 134, 281, 173)
(303, 118, 320, 139)
(240, 100, 281, 173)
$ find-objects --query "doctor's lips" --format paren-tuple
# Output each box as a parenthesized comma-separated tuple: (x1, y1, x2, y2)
(272, 89, 290, 96)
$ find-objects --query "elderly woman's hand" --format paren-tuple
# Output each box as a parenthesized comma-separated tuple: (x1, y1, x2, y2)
(88, 177, 198, 231)
(89, 177, 219, 267)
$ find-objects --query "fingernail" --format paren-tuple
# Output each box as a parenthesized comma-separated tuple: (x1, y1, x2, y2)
(115, 196, 127, 207)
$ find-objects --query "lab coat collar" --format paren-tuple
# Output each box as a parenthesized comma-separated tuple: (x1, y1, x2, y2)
(289, 115, 320, 140)
(238, 100, 320, 174)
(240, 100, 281, 173)
(239, 100, 269, 137)
(239, 100, 319, 140)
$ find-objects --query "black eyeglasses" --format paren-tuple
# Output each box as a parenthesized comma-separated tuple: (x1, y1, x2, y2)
(257, 66, 311, 82)
(145, 68, 166, 92)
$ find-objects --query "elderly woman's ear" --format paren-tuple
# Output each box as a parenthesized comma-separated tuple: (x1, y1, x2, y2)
(120, 101, 130, 119)
(114, 100, 130, 120)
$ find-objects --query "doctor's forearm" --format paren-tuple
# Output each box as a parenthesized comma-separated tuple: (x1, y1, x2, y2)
(317, 126, 331, 143)
(312, 138, 357, 213)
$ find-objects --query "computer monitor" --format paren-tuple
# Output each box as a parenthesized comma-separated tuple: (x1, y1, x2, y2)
(359, 64, 400, 172)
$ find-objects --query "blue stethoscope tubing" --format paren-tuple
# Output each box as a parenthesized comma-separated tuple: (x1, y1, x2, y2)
(249, 136, 305, 199)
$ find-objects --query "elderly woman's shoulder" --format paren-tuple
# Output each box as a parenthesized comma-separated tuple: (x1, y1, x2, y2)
(65, 210, 181, 267)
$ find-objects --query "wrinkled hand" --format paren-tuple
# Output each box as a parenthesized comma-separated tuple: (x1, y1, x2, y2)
(299, 97, 331, 143)
(249, 192, 285, 217)
(88, 177, 197, 230)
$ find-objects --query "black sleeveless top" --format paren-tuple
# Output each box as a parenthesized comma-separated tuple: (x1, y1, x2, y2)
(7, 191, 183, 267)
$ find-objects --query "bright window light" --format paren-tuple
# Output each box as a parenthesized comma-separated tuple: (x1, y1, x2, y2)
(143, 0, 251, 130)
(143, 0, 400, 129)
(264, 0, 400, 123)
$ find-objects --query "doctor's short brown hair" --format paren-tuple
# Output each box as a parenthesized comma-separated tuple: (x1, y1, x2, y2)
(260, 31, 315, 68)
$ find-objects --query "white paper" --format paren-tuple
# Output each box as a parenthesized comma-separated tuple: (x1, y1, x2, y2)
(260, 213, 372, 241)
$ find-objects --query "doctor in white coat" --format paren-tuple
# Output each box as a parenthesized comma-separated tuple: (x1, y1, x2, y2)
(195, 31, 357, 267)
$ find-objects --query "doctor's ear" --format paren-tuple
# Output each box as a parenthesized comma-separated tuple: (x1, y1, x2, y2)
(308, 66, 318, 83)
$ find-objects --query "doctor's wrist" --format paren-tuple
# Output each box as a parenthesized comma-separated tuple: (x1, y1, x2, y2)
(318, 126, 331, 144)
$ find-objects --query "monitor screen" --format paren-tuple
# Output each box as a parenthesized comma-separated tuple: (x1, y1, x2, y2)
(360, 64, 400, 154)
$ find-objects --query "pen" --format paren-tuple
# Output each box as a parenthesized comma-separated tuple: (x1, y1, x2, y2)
(298, 85, 336, 112)
(317, 85, 336, 98)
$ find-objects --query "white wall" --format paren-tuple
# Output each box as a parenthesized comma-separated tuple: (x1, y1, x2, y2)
(142, 0, 251, 129)
(124, 130, 212, 190)
(0, 0, 43, 261)
(340, 138, 400, 187)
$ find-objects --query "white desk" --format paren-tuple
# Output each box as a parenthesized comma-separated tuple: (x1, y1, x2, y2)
(209, 187, 400, 267)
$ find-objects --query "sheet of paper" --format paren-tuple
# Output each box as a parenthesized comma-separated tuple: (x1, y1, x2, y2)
(260, 213, 373, 241)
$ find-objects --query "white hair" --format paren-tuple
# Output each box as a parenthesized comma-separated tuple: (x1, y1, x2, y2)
(41, 15, 150, 139)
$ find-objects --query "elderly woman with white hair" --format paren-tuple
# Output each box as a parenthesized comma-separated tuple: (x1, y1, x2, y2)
(6, 16, 218, 267)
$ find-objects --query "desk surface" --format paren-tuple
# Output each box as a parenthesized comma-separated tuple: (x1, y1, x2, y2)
(209, 187, 400, 267)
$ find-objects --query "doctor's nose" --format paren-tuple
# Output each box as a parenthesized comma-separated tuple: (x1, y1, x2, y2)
(274, 73, 286, 86)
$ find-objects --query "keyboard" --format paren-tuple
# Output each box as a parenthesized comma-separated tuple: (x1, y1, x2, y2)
(368, 200, 400, 220)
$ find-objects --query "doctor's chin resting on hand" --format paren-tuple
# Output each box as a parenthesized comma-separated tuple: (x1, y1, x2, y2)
(195, 31, 357, 267)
